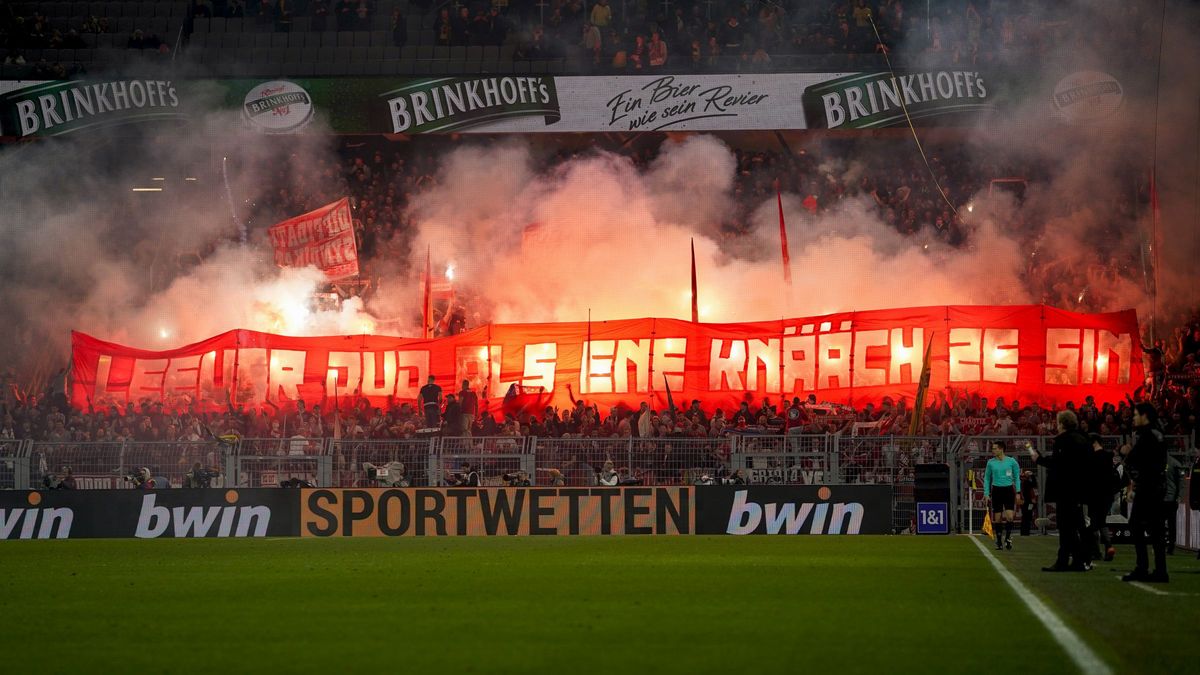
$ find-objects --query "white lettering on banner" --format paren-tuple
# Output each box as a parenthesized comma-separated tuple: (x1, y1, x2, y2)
(613, 339, 651, 394)
(725, 490, 864, 535)
(819, 71, 989, 129)
(396, 350, 431, 398)
(267, 349, 306, 402)
(164, 354, 203, 395)
(650, 338, 687, 393)
(1045, 328, 1132, 385)
(77, 319, 1143, 406)
(326, 351, 362, 397)
(522, 342, 557, 391)
(134, 494, 270, 538)
(0, 507, 74, 539)
(950, 328, 1021, 383)
(8, 80, 181, 137)
(130, 358, 169, 398)
(361, 351, 396, 397)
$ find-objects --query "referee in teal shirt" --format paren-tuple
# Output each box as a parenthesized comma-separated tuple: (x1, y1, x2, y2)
(984, 441, 1022, 550)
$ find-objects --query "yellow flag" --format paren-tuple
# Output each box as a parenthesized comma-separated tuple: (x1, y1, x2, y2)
(982, 511, 994, 539)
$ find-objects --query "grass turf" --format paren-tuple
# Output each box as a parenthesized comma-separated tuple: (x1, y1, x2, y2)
(1, 536, 1196, 673)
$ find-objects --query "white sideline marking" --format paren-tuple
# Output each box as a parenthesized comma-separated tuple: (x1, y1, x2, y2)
(969, 536, 1112, 675)
(1118, 578, 1197, 597)
(1127, 580, 1170, 596)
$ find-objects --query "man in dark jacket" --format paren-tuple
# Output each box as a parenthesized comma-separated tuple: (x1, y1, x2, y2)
(1121, 403, 1169, 582)
(1086, 434, 1121, 562)
(1031, 410, 1091, 571)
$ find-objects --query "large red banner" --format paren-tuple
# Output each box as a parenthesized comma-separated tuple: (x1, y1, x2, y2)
(69, 305, 1143, 413)
(267, 197, 359, 280)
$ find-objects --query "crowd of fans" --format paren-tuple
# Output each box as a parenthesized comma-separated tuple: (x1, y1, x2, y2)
(1, 0, 1167, 76)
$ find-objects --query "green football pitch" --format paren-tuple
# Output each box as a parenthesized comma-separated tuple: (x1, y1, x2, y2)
(2, 536, 1197, 674)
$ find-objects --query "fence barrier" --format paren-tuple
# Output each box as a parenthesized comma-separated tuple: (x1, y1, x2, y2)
(3, 434, 1195, 535)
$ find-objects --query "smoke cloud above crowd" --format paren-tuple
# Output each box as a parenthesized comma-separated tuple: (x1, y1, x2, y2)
(0, 0, 1196, 392)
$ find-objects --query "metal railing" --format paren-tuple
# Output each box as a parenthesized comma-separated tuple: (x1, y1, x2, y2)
(3, 434, 1195, 537)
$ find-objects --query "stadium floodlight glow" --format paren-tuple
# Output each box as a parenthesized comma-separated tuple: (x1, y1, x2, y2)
(152, 177, 165, 181)
(966, 203, 974, 213)
(159, 327, 170, 340)
(131, 187, 163, 192)
(445, 264, 455, 281)
(184, 177, 198, 181)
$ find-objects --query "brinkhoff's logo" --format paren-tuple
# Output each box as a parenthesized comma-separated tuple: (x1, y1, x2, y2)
(135, 490, 272, 538)
(383, 77, 561, 134)
(802, 71, 991, 129)
(726, 487, 865, 534)
(1051, 71, 1123, 123)
(0, 492, 73, 540)
(243, 80, 314, 133)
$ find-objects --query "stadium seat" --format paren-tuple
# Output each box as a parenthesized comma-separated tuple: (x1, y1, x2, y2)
(401, 46, 417, 61)
(316, 46, 335, 62)
(237, 33, 254, 48)
(292, 17, 311, 31)
(151, 17, 168, 35)
(346, 61, 368, 75)
(367, 46, 384, 61)
(479, 58, 498, 73)
(194, 17, 210, 33)
(465, 46, 482, 62)
(514, 61, 530, 74)
(449, 46, 465, 61)
(321, 32, 339, 47)
(137, 4, 154, 18)
(411, 61, 431, 75)
(383, 46, 400, 60)
(370, 30, 389, 47)
(271, 33, 289, 48)
(314, 62, 337, 75)
(337, 32, 354, 47)
(334, 47, 352, 62)
(416, 45, 433, 61)
(353, 32, 370, 48)
(255, 33, 272, 48)
(351, 46, 368, 62)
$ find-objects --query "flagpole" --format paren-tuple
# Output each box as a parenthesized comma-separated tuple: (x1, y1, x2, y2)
(690, 237, 699, 323)
(422, 245, 432, 339)
(777, 187, 792, 286)
(584, 308, 592, 396)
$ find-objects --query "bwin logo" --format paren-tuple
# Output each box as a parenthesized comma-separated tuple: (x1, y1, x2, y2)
(0, 492, 74, 539)
(726, 488, 864, 535)
(136, 490, 271, 538)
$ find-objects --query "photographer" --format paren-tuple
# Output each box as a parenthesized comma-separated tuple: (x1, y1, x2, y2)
(503, 470, 532, 487)
(446, 462, 480, 487)
(184, 462, 221, 489)
(127, 467, 156, 490)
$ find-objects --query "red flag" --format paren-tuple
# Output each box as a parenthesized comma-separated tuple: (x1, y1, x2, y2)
(421, 246, 433, 339)
(690, 238, 699, 323)
(777, 188, 792, 285)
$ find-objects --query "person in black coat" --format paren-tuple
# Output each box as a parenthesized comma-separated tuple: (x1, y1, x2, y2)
(1030, 410, 1091, 571)
(1119, 403, 1169, 582)
(1085, 434, 1121, 562)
